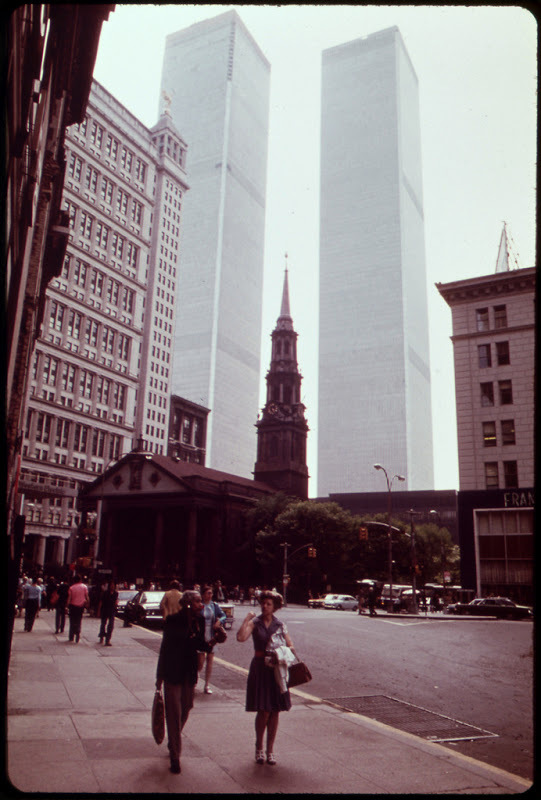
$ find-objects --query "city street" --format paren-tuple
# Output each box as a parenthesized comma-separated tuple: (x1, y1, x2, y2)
(205, 605, 534, 781)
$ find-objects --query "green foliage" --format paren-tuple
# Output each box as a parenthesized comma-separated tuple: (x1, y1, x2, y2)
(244, 496, 460, 600)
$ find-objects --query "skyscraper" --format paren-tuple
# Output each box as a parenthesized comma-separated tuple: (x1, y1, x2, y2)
(318, 26, 434, 495)
(160, 10, 270, 478)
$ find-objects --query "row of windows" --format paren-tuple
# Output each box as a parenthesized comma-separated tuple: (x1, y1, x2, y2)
(484, 460, 518, 489)
(50, 300, 134, 352)
(476, 304, 507, 332)
(482, 420, 516, 447)
(478, 341, 510, 368)
(64, 202, 140, 269)
(31, 354, 128, 410)
(154, 132, 187, 168)
(74, 118, 148, 184)
(61, 256, 136, 312)
(480, 380, 513, 406)
(68, 153, 145, 225)
(27, 412, 122, 460)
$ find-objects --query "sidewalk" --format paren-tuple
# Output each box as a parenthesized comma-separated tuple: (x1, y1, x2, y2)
(6, 611, 531, 795)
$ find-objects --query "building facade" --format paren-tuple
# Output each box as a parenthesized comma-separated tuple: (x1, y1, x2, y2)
(437, 257, 534, 604)
(160, 9, 270, 478)
(17, 80, 189, 575)
(168, 395, 210, 464)
(436, 264, 535, 491)
(318, 26, 434, 495)
(254, 270, 309, 499)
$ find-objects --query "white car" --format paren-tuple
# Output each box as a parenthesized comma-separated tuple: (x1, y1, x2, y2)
(323, 594, 358, 611)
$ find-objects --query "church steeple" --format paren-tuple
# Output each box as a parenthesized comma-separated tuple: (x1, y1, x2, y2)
(254, 258, 309, 499)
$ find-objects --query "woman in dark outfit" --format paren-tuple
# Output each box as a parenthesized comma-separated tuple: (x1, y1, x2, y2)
(236, 590, 296, 766)
(156, 590, 216, 774)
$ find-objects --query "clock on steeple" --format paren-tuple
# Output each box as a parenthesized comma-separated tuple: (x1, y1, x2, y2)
(254, 260, 309, 499)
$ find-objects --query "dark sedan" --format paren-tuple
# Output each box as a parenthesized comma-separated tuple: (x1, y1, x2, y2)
(446, 597, 532, 620)
(124, 590, 165, 626)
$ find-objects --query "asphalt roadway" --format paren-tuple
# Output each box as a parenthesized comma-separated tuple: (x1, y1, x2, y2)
(5, 607, 532, 796)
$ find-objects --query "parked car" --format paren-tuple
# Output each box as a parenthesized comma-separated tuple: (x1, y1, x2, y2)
(116, 589, 138, 617)
(323, 594, 358, 611)
(124, 590, 165, 626)
(308, 596, 326, 608)
(445, 597, 532, 620)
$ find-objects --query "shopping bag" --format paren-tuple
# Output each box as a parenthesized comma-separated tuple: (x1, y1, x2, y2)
(151, 688, 165, 744)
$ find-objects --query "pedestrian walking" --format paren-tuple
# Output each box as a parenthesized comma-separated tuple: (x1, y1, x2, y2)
(159, 579, 183, 619)
(155, 590, 216, 774)
(67, 575, 89, 643)
(55, 577, 70, 633)
(23, 578, 41, 631)
(197, 584, 227, 694)
(236, 590, 296, 766)
(367, 586, 377, 617)
(98, 580, 119, 645)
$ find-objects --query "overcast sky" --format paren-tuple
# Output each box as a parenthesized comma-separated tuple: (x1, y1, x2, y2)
(93, 4, 537, 493)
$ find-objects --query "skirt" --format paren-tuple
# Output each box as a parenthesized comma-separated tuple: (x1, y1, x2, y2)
(245, 656, 291, 712)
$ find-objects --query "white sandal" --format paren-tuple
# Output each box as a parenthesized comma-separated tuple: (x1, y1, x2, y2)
(255, 748, 265, 764)
(266, 752, 277, 765)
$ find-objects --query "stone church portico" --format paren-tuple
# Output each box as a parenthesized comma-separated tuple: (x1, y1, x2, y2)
(79, 451, 274, 587)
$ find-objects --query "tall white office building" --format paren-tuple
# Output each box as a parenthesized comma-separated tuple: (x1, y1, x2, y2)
(160, 9, 270, 478)
(318, 26, 434, 495)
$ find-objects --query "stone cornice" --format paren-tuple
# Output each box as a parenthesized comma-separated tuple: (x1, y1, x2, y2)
(436, 267, 536, 306)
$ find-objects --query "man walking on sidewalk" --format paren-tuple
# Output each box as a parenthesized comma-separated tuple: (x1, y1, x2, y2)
(98, 580, 118, 645)
(67, 575, 89, 643)
(23, 578, 41, 631)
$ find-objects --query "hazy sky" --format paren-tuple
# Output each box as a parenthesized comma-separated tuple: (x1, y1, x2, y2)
(93, 4, 537, 493)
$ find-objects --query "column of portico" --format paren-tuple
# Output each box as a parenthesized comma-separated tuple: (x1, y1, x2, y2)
(184, 506, 197, 586)
(55, 536, 66, 566)
(35, 534, 47, 570)
(153, 511, 164, 574)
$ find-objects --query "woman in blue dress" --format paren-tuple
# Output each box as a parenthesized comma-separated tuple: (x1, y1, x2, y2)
(236, 590, 296, 765)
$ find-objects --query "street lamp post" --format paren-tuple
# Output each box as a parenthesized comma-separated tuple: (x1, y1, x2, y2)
(374, 464, 405, 612)
(407, 509, 423, 614)
(280, 541, 314, 606)
(430, 509, 446, 593)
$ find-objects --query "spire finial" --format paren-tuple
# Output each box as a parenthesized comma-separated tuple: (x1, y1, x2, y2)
(280, 254, 291, 320)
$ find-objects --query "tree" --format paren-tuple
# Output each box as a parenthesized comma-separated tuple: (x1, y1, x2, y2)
(251, 498, 366, 600)
(413, 524, 459, 585)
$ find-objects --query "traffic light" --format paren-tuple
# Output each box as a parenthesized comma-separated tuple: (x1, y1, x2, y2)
(359, 526, 368, 540)
(308, 546, 317, 558)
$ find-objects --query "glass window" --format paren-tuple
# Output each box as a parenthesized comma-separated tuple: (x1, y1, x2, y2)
(478, 344, 491, 368)
(503, 461, 518, 488)
(493, 305, 507, 329)
(501, 419, 515, 445)
(484, 462, 499, 489)
(480, 382, 494, 407)
(482, 421, 497, 447)
(496, 341, 510, 366)
(476, 308, 489, 332)
(499, 380, 513, 405)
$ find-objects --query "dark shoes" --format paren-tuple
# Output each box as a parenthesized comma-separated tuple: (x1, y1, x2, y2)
(105, 641, 112, 646)
(170, 758, 181, 774)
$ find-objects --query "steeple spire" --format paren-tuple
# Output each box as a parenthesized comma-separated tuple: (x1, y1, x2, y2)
(280, 253, 291, 318)
(495, 222, 509, 273)
(277, 253, 293, 331)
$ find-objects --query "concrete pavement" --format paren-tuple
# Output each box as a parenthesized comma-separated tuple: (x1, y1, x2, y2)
(6, 610, 531, 795)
